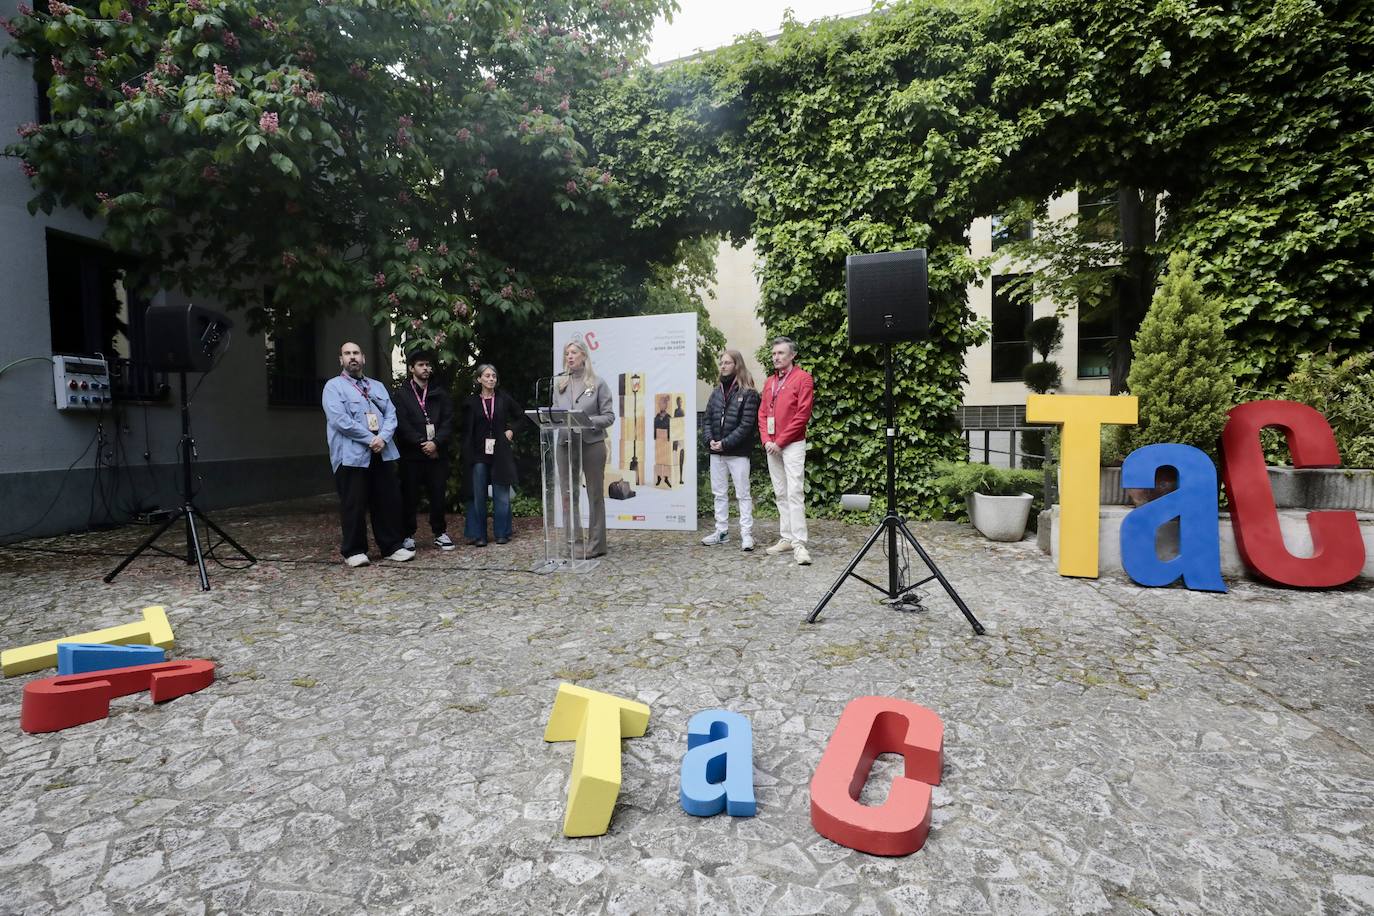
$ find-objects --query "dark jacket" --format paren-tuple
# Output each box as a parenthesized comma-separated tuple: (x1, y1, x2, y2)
(392, 379, 454, 461)
(461, 390, 522, 487)
(702, 381, 761, 458)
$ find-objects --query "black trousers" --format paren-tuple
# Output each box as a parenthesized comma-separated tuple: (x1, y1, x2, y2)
(334, 453, 403, 558)
(400, 457, 449, 538)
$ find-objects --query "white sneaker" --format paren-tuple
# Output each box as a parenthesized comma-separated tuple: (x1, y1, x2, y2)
(765, 539, 793, 556)
(793, 544, 812, 566)
(345, 553, 370, 567)
(386, 547, 416, 562)
(741, 535, 755, 552)
(402, 537, 416, 551)
(435, 533, 455, 550)
(701, 530, 728, 546)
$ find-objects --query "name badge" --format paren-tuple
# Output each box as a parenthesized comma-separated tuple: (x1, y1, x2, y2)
(366, 413, 380, 433)
(425, 422, 435, 441)
(766, 416, 775, 435)
(484, 438, 496, 455)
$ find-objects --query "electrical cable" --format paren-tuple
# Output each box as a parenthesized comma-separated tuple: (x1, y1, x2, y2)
(0, 355, 53, 378)
(0, 428, 100, 540)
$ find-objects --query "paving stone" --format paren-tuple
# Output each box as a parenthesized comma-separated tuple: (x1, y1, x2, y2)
(0, 499, 1370, 912)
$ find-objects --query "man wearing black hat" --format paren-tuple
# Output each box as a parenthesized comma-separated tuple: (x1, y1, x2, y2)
(393, 351, 456, 550)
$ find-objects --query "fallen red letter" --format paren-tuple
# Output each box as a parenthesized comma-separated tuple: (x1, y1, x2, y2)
(810, 696, 944, 856)
(20, 660, 215, 733)
(1221, 400, 1365, 588)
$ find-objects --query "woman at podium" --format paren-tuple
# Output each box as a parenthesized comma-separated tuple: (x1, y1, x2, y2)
(554, 339, 615, 557)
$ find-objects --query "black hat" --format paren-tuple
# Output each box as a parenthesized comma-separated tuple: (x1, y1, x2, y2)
(407, 349, 435, 367)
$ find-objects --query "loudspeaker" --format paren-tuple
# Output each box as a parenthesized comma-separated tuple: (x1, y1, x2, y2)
(846, 249, 929, 344)
(144, 304, 233, 372)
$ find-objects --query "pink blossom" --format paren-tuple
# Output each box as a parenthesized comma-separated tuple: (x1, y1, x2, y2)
(96, 191, 109, 202)
(142, 73, 166, 97)
(482, 77, 497, 91)
(298, 49, 317, 65)
(0, 16, 19, 37)
(456, 127, 471, 142)
(201, 164, 219, 180)
(436, 243, 448, 256)
(389, 293, 401, 307)
(94, 48, 106, 60)
(249, 15, 277, 31)
(83, 74, 102, 90)
(469, 278, 480, 292)
(223, 30, 240, 53)
(290, 84, 304, 97)
(433, 331, 446, 345)
(212, 63, 235, 100)
(120, 82, 138, 98)
(20, 162, 37, 177)
(306, 90, 324, 109)
(49, 56, 66, 76)
(129, 0, 146, 8)
(349, 62, 368, 79)
(453, 299, 468, 318)
(499, 284, 514, 300)
(558, 96, 569, 113)
(48, 0, 71, 15)
(266, 78, 281, 92)
(187, 0, 204, 10)
(281, 251, 298, 268)
(398, 115, 413, 128)
(519, 287, 534, 300)
(565, 180, 578, 195)
(484, 168, 498, 182)
(599, 171, 611, 186)
(410, 318, 422, 329)
(395, 127, 410, 147)
(258, 111, 279, 134)
(373, 272, 387, 288)
(406, 237, 419, 252)
(284, 200, 301, 215)
(17, 122, 39, 138)
(409, 265, 423, 280)
(116, 9, 132, 22)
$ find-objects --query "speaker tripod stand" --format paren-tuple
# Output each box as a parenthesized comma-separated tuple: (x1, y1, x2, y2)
(104, 372, 255, 591)
(806, 344, 984, 634)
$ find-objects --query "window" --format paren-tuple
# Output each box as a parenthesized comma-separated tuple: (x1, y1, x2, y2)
(265, 292, 323, 407)
(1078, 184, 1120, 242)
(45, 231, 167, 401)
(1077, 290, 1117, 379)
(990, 274, 1032, 382)
(990, 213, 1032, 251)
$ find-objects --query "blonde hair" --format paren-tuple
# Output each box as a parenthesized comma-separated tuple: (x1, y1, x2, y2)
(557, 339, 599, 392)
(721, 349, 755, 390)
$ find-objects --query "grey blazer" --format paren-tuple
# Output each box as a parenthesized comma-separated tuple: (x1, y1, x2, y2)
(555, 375, 615, 443)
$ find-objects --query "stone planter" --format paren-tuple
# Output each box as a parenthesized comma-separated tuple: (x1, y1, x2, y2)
(967, 492, 1034, 542)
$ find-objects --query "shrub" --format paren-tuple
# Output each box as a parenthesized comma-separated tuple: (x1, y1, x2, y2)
(1022, 360, 1063, 394)
(930, 460, 1044, 522)
(1264, 351, 1374, 468)
(1123, 253, 1235, 462)
(1027, 316, 1063, 360)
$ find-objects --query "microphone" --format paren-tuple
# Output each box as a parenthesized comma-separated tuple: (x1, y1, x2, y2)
(553, 370, 571, 377)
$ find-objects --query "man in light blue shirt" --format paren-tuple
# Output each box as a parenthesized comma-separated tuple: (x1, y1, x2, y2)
(323, 342, 414, 566)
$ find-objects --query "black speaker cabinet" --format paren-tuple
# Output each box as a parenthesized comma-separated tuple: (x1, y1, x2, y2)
(846, 249, 929, 344)
(144, 304, 233, 372)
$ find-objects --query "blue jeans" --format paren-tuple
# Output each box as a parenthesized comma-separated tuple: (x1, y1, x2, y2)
(465, 461, 512, 540)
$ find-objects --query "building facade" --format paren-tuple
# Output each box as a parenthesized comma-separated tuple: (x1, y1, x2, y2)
(1, 38, 381, 543)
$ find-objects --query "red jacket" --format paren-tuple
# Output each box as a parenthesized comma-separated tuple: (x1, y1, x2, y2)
(758, 366, 814, 449)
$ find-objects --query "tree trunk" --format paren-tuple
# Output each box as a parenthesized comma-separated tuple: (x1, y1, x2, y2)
(1111, 186, 1158, 394)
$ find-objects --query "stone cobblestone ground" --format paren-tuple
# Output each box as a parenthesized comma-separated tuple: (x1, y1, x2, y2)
(1, 497, 1372, 915)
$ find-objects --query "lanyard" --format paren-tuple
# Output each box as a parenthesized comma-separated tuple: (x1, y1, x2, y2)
(343, 372, 371, 403)
(721, 379, 738, 403)
(481, 394, 495, 425)
(410, 379, 429, 418)
(769, 369, 791, 408)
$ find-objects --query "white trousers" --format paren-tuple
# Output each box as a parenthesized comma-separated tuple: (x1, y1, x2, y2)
(766, 440, 807, 546)
(709, 454, 753, 538)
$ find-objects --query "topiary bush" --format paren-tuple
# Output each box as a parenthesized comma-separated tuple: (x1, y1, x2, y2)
(1122, 253, 1235, 462)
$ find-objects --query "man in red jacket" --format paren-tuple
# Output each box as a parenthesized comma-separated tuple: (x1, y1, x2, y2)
(758, 336, 815, 565)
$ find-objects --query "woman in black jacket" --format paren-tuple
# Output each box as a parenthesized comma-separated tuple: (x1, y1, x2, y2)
(462, 364, 522, 546)
(700, 349, 761, 551)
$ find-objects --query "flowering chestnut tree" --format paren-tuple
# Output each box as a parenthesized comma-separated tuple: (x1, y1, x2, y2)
(2, 0, 676, 368)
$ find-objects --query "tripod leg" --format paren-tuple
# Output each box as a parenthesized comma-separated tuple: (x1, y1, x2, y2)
(195, 507, 257, 562)
(896, 519, 985, 635)
(807, 519, 891, 624)
(185, 508, 211, 592)
(103, 511, 181, 584)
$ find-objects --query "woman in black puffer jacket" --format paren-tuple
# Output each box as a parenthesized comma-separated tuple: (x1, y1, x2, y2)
(700, 349, 761, 551)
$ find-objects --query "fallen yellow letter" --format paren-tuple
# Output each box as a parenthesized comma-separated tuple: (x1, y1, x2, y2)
(544, 683, 650, 837)
(2, 606, 175, 677)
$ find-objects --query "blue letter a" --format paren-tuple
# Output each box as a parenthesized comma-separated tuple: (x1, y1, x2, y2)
(680, 709, 756, 817)
(1120, 444, 1226, 592)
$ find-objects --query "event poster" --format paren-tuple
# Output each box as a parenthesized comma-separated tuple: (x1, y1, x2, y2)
(551, 313, 697, 531)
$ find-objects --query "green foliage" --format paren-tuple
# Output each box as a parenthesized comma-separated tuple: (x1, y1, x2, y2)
(929, 460, 1044, 522)
(1122, 254, 1235, 461)
(1027, 316, 1062, 361)
(1021, 360, 1061, 395)
(1, 0, 707, 384)
(1260, 351, 1374, 468)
